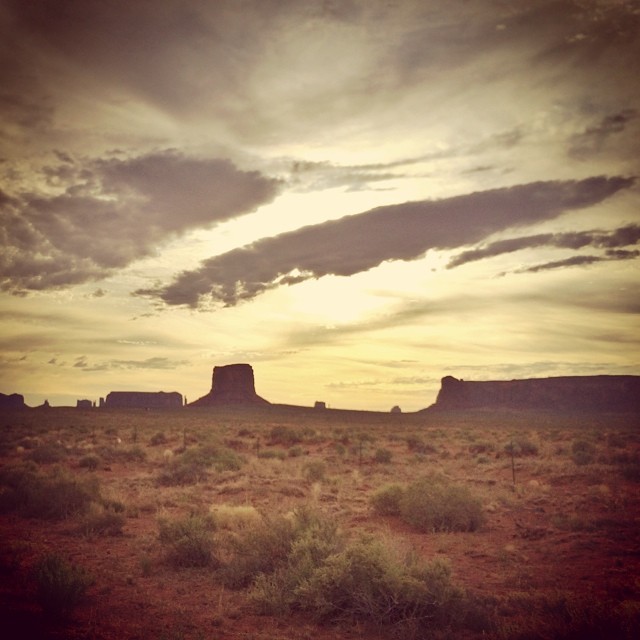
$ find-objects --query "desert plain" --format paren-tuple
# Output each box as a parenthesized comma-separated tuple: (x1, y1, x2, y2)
(1, 405, 639, 639)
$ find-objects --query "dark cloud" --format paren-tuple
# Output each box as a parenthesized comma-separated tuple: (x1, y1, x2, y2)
(514, 250, 640, 275)
(3, 1, 639, 150)
(140, 176, 633, 308)
(448, 224, 640, 268)
(0, 150, 281, 293)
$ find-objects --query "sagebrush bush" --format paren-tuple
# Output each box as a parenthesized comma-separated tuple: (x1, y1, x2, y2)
(406, 435, 437, 454)
(303, 461, 326, 482)
(373, 447, 393, 464)
(76, 502, 126, 537)
(158, 444, 242, 486)
(400, 476, 485, 533)
(29, 443, 68, 464)
(78, 454, 100, 470)
(149, 432, 168, 446)
(34, 553, 93, 620)
(504, 438, 538, 457)
(0, 464, 100, 520)
(370, 483, 404, 516)
(220, 507, 331, 590)
(158, 514, 217, 568)
(269, 426, 302, 446)
(571, 440, 595, 466)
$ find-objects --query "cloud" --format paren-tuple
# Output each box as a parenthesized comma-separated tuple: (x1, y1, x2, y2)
(447, 224, 640, 268)
(569, 109, 638, 159)
(4, 0, 639, 154)
(513, 250, 640, 275)
(140, 176, 634, 308)
(0, 150, 281, 293)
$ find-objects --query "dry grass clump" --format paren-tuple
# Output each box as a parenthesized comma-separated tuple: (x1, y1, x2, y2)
(210, 504, 261, 531)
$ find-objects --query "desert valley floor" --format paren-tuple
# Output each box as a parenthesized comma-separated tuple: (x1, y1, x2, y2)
(1, 406, 639, 639)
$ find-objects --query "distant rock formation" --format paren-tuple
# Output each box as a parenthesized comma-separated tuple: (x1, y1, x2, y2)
(390, 405, 402, 414)
(191, 364, 270, 406)
(0, 392, 26, 410)
(104, 391, 183, 409)
(314, 401, 327, 410)
(431, 375, 640, 412)
(76, 399, 93, 409)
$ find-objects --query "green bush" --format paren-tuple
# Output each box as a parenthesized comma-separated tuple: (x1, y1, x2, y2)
(0, 465, 100, 520)
(370, 483, 404, 516)
(149, 432, 168, 446)
(373, 447, 393, 464)
(220, 507, 332, 590)
(158, 514, 217, 568)
(29, 443, 68, 464)
(571, 440, 595, 466)
(78, 454, 101, 471)
(158, 444, 242, 486)
(258, 449, 286, 460)
(76, 503, 126, 537)
(291, 536, 469, 631)
(504, 438, 538, 457)
(269, 426, 302, 446)
(400, 476, 485, 533)
(303, 461, 326, 482)
(34, 553, 93, 620)
(406, 436, 437, 454)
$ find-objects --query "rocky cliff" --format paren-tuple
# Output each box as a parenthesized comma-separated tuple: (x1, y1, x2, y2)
(104, 391, 183, 409)
(0, 392, 26, 410)
(191, 363, 270, 406)
(431, 375, 640, 412)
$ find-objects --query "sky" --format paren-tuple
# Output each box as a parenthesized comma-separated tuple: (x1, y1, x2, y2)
(1, 0, 639, 411)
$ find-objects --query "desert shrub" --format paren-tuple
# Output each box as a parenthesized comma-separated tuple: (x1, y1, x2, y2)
(303, 461, 326, 482)
(406, 435, 437, 454)
(291, 536, 468, 630)
(571, 439, 595, 466)
(34, 553, 93, 620)
(400, 476, 485, 533)
(0, 465, 100, 520)
(76, 502, 126, 537)
(333, 442, 346, 456)
(373, 447, 393, 464)
(158, 514, 217, 568)
(29, 443, 68, 464)
(258, 449, 286, 460)
(504, 438, 538, 457)
(250, 514, 343, 615)
(149, 431, 168, 446)
(288, 445, 304, 458)
(158, 444, 242, 486)
(78, 454, 100, 471)
(269, 426, 302, 446)
(220, 507, 329, 589)
(370, 483, 404, 516)
(469, 441, 495, 455)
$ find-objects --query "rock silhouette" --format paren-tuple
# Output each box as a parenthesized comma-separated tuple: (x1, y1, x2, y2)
(191, 363, 269, 406)
(0, 393, 26, 410)
(104, 391, 183, 409)
(432, 375, 640, 412)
